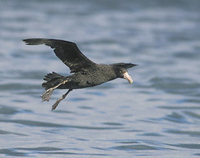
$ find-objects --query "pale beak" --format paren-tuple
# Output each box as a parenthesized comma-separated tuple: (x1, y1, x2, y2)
(123, 72, 133, 84)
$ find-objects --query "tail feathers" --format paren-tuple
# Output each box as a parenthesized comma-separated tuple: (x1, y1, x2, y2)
(42, 72, 65, 90)
(43, 72, 63, 81)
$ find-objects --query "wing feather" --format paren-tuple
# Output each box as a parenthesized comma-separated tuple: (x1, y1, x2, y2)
(23, 38, 95, 73)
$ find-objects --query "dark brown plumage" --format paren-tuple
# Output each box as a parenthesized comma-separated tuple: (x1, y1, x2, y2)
(23, 38, 137, 110)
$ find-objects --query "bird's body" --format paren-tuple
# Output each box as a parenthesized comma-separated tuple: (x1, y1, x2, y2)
(52, 64, 118, 89)
(23, 38, 137, 110)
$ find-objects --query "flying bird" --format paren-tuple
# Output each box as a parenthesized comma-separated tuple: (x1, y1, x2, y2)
(23, 38, 137, 110)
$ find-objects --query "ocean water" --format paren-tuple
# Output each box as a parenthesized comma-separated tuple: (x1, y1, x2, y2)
(0, 0, 200, 157)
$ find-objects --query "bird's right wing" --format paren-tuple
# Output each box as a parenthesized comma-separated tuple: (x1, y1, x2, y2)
(23, 38, 96, 73)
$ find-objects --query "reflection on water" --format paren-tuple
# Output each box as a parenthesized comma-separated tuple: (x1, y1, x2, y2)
(0, 0, 200, 157)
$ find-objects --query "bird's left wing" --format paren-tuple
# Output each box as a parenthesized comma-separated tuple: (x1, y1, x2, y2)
(23, 38, 96, 73)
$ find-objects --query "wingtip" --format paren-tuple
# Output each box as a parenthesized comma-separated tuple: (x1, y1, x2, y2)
(22, 39, 30, 45)
(22, 38, 44, 45)
(23, 39, 35, 45)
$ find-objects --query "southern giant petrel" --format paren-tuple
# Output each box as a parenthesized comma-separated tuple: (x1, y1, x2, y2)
(23, 38, 137, 110)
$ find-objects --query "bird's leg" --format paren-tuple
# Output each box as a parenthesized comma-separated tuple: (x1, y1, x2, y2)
(51, 89, 72, 111)
(41, 79, 69, 102)
(41, 88, 54, 102)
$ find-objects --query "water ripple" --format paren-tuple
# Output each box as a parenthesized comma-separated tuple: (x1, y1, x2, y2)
(167, 143, 200, 149)
(166, 129, 200, 137)
(0, 119, 123, 130)
(0, 0, 200, 157)
(163, 112, 189, 124)
(150, 77, 200, 97)
(0, 149, 26, 157)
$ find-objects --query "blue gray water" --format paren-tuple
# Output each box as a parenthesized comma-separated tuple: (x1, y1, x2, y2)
(0, 0, 200, 157)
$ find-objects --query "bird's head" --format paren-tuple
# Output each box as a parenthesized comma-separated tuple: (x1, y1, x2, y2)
(113, 63, 137, 84)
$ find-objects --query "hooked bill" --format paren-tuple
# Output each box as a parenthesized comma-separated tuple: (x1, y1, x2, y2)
(123, 72, 133, 84)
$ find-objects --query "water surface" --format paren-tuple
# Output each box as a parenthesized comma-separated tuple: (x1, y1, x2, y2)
(0, 0, 200, 157)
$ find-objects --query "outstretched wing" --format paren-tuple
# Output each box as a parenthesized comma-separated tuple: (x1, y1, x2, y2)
(23, 38, 96, 73)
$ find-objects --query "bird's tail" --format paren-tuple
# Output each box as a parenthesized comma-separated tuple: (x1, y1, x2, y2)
(42, 72, 66, 90)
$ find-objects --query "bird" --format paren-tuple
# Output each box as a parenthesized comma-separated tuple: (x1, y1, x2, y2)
(23, 38, 137, 110)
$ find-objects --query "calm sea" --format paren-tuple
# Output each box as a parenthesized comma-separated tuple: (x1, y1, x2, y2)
(0, 0, 200, 157)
